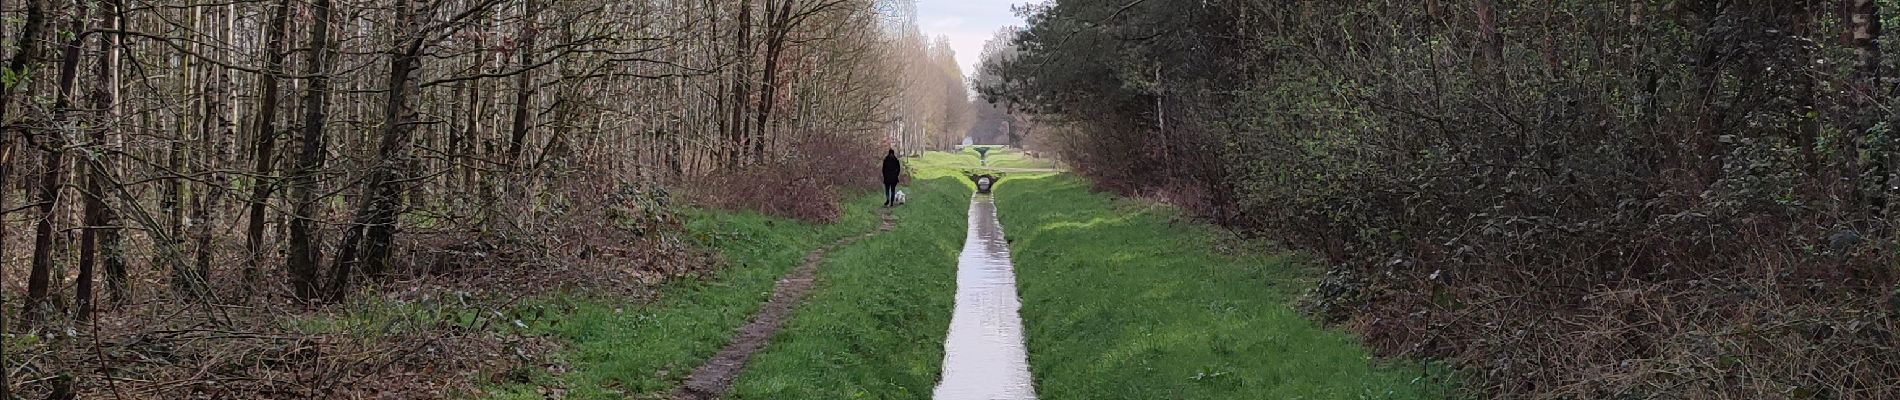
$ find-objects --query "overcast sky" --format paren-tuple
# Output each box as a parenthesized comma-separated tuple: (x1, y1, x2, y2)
(915, 0, 1028, 76)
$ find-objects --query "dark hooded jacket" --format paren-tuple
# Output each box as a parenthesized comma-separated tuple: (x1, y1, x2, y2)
(882, 151, 902, 185)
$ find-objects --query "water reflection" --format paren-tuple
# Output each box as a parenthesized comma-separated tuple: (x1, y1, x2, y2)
(933, 195, 1037, 400)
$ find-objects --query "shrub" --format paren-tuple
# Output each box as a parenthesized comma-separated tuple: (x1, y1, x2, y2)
(685, 133, 883, 222)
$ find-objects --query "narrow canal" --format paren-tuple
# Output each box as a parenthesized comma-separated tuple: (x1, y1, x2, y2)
(933, 194, 1036, 400)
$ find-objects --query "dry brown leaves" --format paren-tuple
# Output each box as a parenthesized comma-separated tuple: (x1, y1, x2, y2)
(4, 173, 717, 399)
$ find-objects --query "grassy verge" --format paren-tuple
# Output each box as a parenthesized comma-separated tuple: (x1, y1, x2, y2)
(481, 154, 971, 398)
(727, 175, 971, 398)
(994, 174, 1453, 399)
(947, 146, 1061, 170)
(480, 192, 884, 399)
(909, 150, 985, 175)
(909, 151, 1057, 184)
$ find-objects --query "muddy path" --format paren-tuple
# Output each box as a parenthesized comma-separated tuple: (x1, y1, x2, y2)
(932, 195, 1036, 399)
(670, 209, 897, 400)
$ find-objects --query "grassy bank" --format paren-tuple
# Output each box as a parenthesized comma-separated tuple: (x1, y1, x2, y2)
(726, 174, 972, 398)
(478, 152, 974, 398)
(482, 192, 884, 399)
(939, 146, 1061, 171)
(994, 174, 1452, 399)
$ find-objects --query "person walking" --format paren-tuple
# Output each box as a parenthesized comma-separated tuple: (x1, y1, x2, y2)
(882, 149, 902, 207)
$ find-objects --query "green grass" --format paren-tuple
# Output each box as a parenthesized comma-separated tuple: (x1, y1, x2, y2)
(461, 150, 1441, 399)
(727, 176, 971, 398)
(908, 151, 985, 175)
(994, 174, 1453, 399)
(909, 150, 1060, 192)
(480, 192, 884, 399)
(985, 152, 1060, 170)
(947, 146, 1061, 170)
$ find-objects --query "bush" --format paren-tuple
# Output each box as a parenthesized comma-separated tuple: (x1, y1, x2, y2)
(686, 133, 883, 222)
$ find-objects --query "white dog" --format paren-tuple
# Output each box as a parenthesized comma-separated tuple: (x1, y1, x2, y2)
(894, 190, 907, 205)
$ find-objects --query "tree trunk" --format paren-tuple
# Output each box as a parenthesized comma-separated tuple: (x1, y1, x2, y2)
(1477, 0, 1502, 65)
(754, 0, 795, 162)
(505, 0, 537, 169)
(85, 0, 128, 311)
(457, 80, 477, 193)
(288, 0, 336, 301)
(729, 0, 753, 166)
(187, 4, 233, 296)
(36, 0, 87, 322)
(1791, 1, 1822, 175)
(244, 0, 292, 290)
(101, 0, 128, 306)
(330, 0, 421, 301)
(6, 0, 45, 328)
(161, 0, 199, 297)
(1847, 0, 1881, 213)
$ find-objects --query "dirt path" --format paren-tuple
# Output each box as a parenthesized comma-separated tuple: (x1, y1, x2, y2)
(932, 195, 1036, 399)
(670, 209, 897, 400)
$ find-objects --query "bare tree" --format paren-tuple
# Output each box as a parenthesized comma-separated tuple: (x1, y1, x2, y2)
(242, 0, 293, 289)
(287, 0, 338, 300)
(8, 0, 48, 328)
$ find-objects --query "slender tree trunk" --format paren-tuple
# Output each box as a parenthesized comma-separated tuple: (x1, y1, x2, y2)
(457, 80, 477, 193)
(505, 0, 537, 169)
(1847, 0, 1881, 213)
(0, 0, 11, 386)
(25, 137, 61, 319)
(6, 0, 46, 328)
(84, 0, 127, 312)
(161, 0, 199, 296)
(1475, 0, 1502, 72)
(99, 0, 127, 306)
(331, 0, 421, 300)
(35, 0, 88, 322)
(186, 5, 233, 296)
(754, 0, 794, 161)
(244, 0, 292, 290)
(1791, 1, 1822, 175)
(1539, 0, 1559, 73)
(729, 0, 753, 166)
(288, 0, 336, 300)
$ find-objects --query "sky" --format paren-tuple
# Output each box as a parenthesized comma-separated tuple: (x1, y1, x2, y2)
(915, 0, 1029, 76)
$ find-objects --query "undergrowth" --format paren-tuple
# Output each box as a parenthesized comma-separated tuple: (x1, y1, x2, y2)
(686, 134, 885, 222)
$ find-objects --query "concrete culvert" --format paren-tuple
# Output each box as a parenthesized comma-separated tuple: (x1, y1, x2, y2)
(969, 173, 1000, 194)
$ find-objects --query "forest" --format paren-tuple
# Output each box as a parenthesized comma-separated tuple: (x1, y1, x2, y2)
(10, 0, 1900, 397)
(0, 0, 973, 396)
(979, 0, 1900, 397)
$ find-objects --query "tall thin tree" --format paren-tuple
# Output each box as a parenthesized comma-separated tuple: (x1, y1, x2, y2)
(243, 0, 293, 290)
(288, 0, 338, 300)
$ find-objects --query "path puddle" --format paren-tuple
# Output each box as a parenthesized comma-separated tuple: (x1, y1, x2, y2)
(933, 195, 1036, 400)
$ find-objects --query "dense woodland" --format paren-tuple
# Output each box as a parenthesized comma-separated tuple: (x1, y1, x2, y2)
(982, 0, 1900, 397)
(0, 0, 971, 396)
